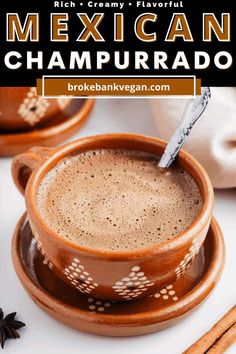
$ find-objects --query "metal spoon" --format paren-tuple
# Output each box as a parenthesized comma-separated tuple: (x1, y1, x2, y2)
(158, 87, 211, 169)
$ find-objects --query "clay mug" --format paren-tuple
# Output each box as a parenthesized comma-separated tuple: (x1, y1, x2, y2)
(11, 134, 214, 301)
(0, 87, 73, 132)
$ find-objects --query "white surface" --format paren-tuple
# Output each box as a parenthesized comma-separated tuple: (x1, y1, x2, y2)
(0, 99, 236, 354)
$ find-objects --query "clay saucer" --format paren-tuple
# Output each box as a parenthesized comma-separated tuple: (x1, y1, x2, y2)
(12, 213, 225, 337)
(0, 98, 95, 157)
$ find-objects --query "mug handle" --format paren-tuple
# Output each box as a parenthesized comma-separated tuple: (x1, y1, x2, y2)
(11, 146, 55, 195)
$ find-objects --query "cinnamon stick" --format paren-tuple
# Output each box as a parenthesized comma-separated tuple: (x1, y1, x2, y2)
(206, 323, 236, 353)
(183, 305, 236, 354)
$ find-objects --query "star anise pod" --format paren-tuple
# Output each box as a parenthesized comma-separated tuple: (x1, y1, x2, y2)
(0, 308, 25, 349)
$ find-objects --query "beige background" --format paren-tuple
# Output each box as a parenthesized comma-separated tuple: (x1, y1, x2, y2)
(150, 87, 236, 188)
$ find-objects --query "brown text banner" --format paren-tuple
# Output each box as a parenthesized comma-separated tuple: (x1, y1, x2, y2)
(37, 77, 201, 97)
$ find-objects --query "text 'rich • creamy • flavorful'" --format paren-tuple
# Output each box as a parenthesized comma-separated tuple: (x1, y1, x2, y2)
(36, 149, 202, 251)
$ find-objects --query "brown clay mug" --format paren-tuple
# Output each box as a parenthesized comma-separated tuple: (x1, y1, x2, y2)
(11, 134, 214, 301)
(0, 87, 73, 132)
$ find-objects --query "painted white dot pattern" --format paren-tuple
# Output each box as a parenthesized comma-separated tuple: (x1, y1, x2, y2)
(33, 231, 54, 270)
(112, 266, 155, 300)
(57, 97, 73, 110)
(64, 258, 98, 294)
(18, 87, 50, 126)
(87, 298, 114, 313)
(175, 238, 200, 279)
(154, 284, 178, 302)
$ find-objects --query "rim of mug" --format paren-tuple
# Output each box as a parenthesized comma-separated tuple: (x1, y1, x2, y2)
(25, 133, 214, 261)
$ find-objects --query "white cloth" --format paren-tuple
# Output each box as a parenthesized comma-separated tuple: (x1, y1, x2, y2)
(150, 87, 236, 188)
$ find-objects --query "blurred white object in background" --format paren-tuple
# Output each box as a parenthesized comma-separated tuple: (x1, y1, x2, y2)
(150, 87, 236, 188)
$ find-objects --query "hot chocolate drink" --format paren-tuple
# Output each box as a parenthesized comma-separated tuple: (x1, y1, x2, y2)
(36, 149, 202, 252)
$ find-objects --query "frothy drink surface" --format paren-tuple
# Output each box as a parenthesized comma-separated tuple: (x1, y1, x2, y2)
(36, 149, 202, 251)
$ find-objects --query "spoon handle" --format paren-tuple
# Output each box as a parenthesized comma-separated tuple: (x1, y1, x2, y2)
(158, 87, 211, 169)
